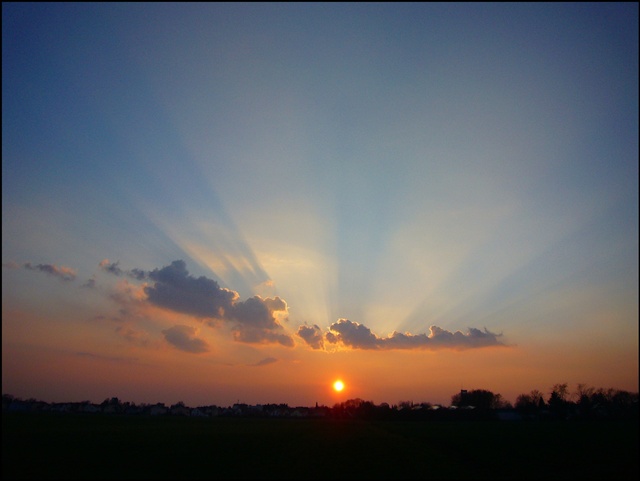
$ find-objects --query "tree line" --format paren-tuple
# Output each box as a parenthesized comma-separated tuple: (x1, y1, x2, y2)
(3, 382, 638, 421)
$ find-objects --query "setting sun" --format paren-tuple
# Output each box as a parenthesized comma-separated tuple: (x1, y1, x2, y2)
(333, 380, 345, 392)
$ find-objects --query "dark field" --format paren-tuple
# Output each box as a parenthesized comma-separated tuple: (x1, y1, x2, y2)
(2, 412, 638, 480)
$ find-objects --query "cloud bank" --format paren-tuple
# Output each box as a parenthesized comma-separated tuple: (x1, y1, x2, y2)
(9, 257, 508, 353)
(298, 319, 505, 351)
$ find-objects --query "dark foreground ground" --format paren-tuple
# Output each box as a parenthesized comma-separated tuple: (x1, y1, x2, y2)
(2, 412, 638, 480)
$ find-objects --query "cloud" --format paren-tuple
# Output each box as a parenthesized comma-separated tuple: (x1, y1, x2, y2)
(145, 260, 237, 319)
(115, 325, 154, 347)
(103, 280, 174, 343)
(231, 296, 288, 328)
(321, 319, 505, 351)
(162, 325, 210, 353)
(129, 268, 147, 281)
(99, 259, 124, 276)
(103, 259, 506, 352)
(23, 262, 76, 281)
(297, 324, 325, 350)
(81, 277, 97, 289)
(253, 357, 278, 366)
(143, 260, 294, 347)
(325, 319, 379, 349)
(109, 280, 149, 312)
(99, 259, 148, 280)
(231, 326, 295, 347)
(229, 296, 293, 347)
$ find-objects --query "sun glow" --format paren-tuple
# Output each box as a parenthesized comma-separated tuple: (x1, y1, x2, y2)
(333, 380, 344, 392)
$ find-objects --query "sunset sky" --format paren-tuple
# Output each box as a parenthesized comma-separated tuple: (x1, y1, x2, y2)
(3, 2, 638, 408)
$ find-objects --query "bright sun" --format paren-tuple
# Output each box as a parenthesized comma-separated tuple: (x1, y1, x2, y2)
(333, 380, 345, 392)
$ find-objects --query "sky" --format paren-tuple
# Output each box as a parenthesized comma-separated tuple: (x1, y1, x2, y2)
(2, 2, 638, 408)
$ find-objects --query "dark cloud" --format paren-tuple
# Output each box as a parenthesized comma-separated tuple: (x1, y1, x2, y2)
(322, 319, 505, 351)
(129, 268, 147, 280)
(231, 296, 288, 328)
(162, 325, 210, 353)
(144, 260, 237, 318)
(23, 262, 76, 281)
(143, 260, 294, 347)
(297, 324, 325, 350)
(325, 319, 379, 348)
(81, 277, 97, 289)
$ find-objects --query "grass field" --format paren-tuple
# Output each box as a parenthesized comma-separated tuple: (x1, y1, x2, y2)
(2, 412, 638, 479)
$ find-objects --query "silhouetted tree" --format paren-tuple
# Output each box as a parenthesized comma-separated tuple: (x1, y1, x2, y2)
(515, 389, 546, 416)
(451, 389, 503, 410)
(3, 384, 637, 420)
(551, 383, 569, 401)
(2, 394, 16, 411)
(548, 383, 571, 419)
(492, 393, 512, 409)
(574, 383, 596, 418)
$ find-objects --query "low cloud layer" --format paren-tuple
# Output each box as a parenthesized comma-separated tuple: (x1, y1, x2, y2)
(299, 319, 505, 351)
(7, 257, 508, 354)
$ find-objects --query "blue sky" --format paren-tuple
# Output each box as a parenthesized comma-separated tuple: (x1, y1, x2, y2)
(2, 3, 638, 407)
